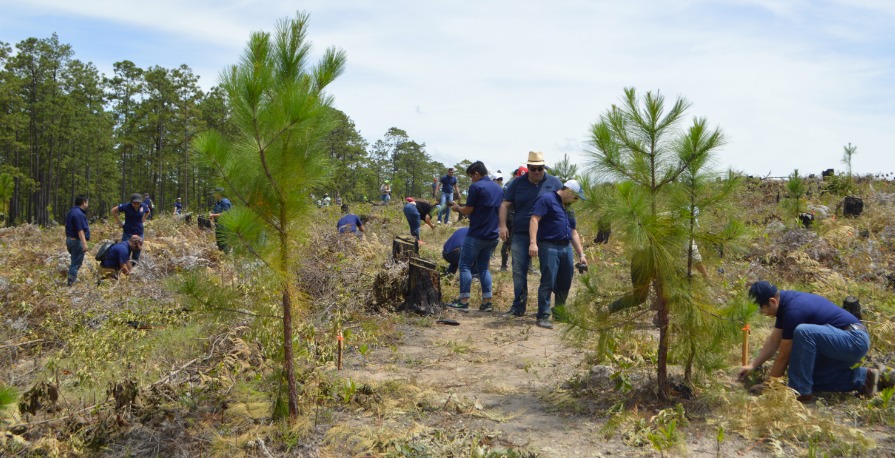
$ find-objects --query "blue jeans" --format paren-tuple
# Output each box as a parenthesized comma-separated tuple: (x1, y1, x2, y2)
(459, 236, 498, 300)
(510, 234, 532, 312)
(537, 242, 574, 319)
(381, 193, 390, 204)
(66, 239, 85, 284)
(438, 191, 452, 222)
(788, 324, 869, 395)
(403, 203, 420, 239)
(122, 233, 143, 261)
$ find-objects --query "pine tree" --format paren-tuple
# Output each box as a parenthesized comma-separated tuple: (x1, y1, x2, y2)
(193, 12, 346, 420)
(583, 87, 732, 397)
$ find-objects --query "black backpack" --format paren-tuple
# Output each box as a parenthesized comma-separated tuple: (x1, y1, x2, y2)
(94, 241, 114, 262)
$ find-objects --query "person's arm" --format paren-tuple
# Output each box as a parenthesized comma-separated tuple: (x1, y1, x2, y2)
(120, 261, 132, 275)
(528, 215, 541, 257)
(499, 201, 511, 241)
(111, 206, 122, 226)
(451, 202, 474, 216)
(142, 208, 149, 223)
(768, 339, 792, 377)
(738, 327, 784, 379)
(78, 229, 88, 252)
(424, 214, 436, 230)
(571, 229, 586, 265)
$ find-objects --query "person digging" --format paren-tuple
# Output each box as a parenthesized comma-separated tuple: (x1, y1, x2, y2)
(738, 281, 891, 402)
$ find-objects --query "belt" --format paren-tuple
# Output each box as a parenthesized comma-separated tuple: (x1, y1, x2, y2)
(539, 239, 570, 246)
(67, 237, 80, 241)
(843, 323, 867, 333)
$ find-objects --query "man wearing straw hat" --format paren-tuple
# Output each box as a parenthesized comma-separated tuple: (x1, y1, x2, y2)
(499, 151, 563, 317)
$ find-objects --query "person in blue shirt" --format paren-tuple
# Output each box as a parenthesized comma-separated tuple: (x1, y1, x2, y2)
(100, 235, 142, 279)
(738, 281, 882, 402)
(528, 180, 588, 329)
(173, 197, 183, 215)
(499, 152, 563, 318)
(436, 168, 459, 224)
(143, 193, 154, 220)
(337, 204, 365, 235)
(210, 188, 233, 251)
(445, 161, 503, 312)
(64, 195, 90, 286)
(442, 227, 468, 275)
(403, 198, 436, 243)
(111, 193, 149, 262)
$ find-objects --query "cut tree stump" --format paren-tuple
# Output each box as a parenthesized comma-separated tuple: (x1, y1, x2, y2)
(392, 236, 419, 262)
(400, 257, 442, 315)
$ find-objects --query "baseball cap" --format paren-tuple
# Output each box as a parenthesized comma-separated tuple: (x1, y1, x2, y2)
(130, 193, 143, 203)
(405, 197, 414, 202)
(564, 180, 587, 200)
(494, 172, 504, 181)
(748, 281, 778, 306)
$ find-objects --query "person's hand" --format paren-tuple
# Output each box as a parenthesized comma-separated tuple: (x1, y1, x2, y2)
(529, 243, 538, 258)
(738, 364, 754, 381)
(499, 226, 508, 241)
(81, 242, 88, 251)
(119, 222, 124, 228)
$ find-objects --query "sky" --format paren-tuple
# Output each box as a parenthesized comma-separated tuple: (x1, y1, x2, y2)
(2, 0, 893, 178)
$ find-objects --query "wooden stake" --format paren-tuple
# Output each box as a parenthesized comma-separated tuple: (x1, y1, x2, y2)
(337, 331, 343, 371)
(741, 324, 750, 365)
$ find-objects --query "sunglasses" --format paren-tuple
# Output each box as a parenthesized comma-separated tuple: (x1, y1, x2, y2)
(528, 166, 545, 172)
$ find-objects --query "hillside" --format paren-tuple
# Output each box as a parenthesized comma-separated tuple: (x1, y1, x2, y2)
(2, 179, 895, 456)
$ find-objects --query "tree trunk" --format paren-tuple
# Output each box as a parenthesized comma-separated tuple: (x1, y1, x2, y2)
(655, 278, 670, 400)
(282, 288, 298, 419)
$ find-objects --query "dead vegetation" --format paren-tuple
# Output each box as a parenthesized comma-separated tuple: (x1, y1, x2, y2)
(2, 181, 895, 456)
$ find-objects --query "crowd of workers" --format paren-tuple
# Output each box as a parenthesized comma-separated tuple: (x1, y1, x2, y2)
(60, 150, 892, 403)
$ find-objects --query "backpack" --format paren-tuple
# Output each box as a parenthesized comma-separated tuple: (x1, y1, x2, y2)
(94, 241, 114, 262)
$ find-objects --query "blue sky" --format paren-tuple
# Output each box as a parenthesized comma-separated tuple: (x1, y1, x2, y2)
(2, 0, 893, 177)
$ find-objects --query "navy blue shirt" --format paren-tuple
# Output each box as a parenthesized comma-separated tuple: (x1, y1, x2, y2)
(774, 290, 860, 340)
(117, 203, 148, 236)
(531, 192, 577, 242)
(174, 202, 183, 214)
(443, 227, 468, 254)
(213, 198, 232, 214)
(101, 241, 131, 268)
(337, 214, 363, 233)
(503, 173, 564, 234)
(65, 206, 90, 240)
(440, 175, 458, 194)
(465, 177, 503, 240)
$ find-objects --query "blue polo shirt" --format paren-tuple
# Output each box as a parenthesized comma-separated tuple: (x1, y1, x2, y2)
(440, 175, 458, 194)
(465, 176, 503, 240)
(774, 290, 860, 340)
(503, 173, 563, 234)
(101, 241, 131, 268)
(64, 206, 90, 240)
(337, 214, 363, 233)
(531, 192, 577, 242)
(117, 203, 148, 236)
(443, 227, 468, 254)
(213, 198, 232, 214)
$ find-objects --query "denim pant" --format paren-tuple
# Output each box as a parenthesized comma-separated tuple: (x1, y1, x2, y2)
(438, 191, 452, 222)
(66, 239, 85, 283)
(537, 242, 574, 319)
(381, 193, 390, 204)
(510, 234, 533, 312)
(459, 236, 498, 300)
(122, 233, 143, 262)
(403, 203, 421, 239)
(788, 324, 869, 395)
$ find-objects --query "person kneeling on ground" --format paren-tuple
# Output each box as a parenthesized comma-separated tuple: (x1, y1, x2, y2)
(100, 235, 142, 279)
(738, 281, 884, 402)
(337, 204, 365, 235)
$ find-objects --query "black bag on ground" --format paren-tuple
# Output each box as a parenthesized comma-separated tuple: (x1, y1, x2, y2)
(94, 241, 114, 262)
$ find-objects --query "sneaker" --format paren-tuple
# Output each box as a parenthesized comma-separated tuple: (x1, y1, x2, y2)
(479, 302, 493, 312)
(437, 220, 442, 224)
(864, 368, 880, 397)
(536, 318, 553, 329)
(446, 221, 453, 225)
(502, 308, 524, 317)
(880, 368, 895, 390)
(446, 299, 469, 310)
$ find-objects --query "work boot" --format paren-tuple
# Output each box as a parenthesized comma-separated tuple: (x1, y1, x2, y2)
(796, 394, 815, 404)
(536, 318, 553, 329)
(864, 368, 879, 397)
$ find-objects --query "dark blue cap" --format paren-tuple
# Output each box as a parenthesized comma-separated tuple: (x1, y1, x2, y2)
(748, 281, 778, 306)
